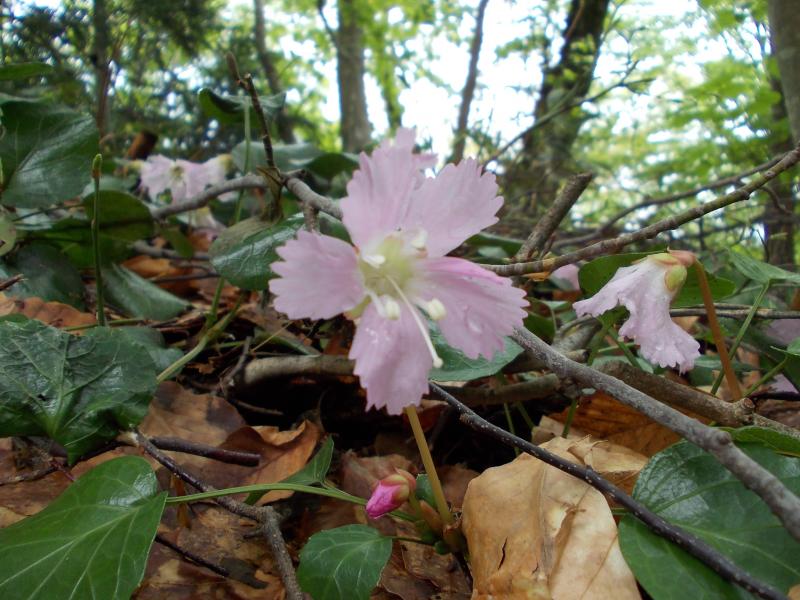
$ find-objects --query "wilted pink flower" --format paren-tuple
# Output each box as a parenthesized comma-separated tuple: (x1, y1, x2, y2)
(573, 251, 699, 372)
(140, 155, 228, 203)
(365, 470, 416, 519)
(270, 129, 527, 414)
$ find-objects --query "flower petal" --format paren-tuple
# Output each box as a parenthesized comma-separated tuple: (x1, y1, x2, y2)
(341, 128, 436, 250)
(270, 231, 364, 319)
(574, 258, 700, 372)
(415, 257, 528, 359)
(403, 159, 502, 256)
(140, 155, 175, 199)
(349, 303, 431, 414)
(365, 482, 403, 519)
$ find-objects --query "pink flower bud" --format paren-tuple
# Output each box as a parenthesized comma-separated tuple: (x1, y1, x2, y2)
(365, 469, 416, 519)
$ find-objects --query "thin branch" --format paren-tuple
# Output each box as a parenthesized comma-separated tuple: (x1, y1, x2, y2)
(0, 273, 24, 292)
(487, 143, 800, 276)
(597, 361, 800, 441)
(450, 0, 490, 164)
(428, 383, 785, 600)
(284, 175, 343, 218)
(514, 172, 593, 261)
(155, 534, 230, 577)
(148, 437, 260, 466)
(151, 175, 266, 220)
(441, 375, 564, 408)
(510, 327, 800, 542)
(261, 508, 304, 600)
(670, 307, 800, 319)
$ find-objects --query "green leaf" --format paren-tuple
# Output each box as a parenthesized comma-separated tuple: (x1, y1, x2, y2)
(0, 242, 85, 308)
(0, 213, 16, 257)
(429, 326, 523, 381)
(304, 152, 359, 179)
(578, 252, 735, 307)
(198, 87, 285, 125)
(102, 263, 188, 320)
(115, 326, 183, 374)
(727, 426, 800, 457)
(0, 318, 158, 461)
(246, 437, 334, 504)
(283, 437, 334, 486)
(0, 98, 98, 208)
(83, 190, 155, 242)
(31, 218, 131, 268)
(619, 440, 800, 599)
(0, 62, 53, 80)
(414, 474, 437, 508)
(728, 251, 800, 285)
(0, 457, 166, 600)
(297, 525, 392, 600)
(466, 231, 523, 256)
(231, 141, 355, 179)
(209, 214, 303, 290)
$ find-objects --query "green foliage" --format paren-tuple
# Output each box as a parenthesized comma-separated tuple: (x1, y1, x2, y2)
(297, 524, 393, 600)
(0, 242, 86, 308)
(0, 97, 98, 208)
(209, 213, 304, 290)
(0, 457, 166, 600)
(429, 326, 523, 381)
(619, 436, 800, 599)
(101, 263, 189, 320)
(0, 318, 158, 461)
(82, 190, 155, 243)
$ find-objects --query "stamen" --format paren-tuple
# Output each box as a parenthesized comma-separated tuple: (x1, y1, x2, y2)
(385, 277, 443, 368)
(383, 297, 401, 320)
(410, 229, 428, 251)
(426, 299, 446, 321)
(363, 254, 386, 267)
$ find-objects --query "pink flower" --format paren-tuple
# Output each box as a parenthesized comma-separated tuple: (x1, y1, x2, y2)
(140, 155, 228, 203)
(365, 470, 416, 519)
(551, 264, 580, 290)
(270, 128, 527, 414)
(573, 251, 700, 372)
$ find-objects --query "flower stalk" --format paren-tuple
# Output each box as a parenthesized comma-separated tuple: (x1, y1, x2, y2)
(405, 405, 453, 526)
(91, 153, 106, 326)
(694, 262, 742, 399)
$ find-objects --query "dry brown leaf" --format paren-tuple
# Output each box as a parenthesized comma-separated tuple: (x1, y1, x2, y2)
(214, 421, 321, 503)
(440, 465, 479, 511)
(462, 450, 640, 600)
(547, 391, 684, 457)
(124, 255, 195, 295)
(140, 382, 247, 471)
(0, 293, 95, 330)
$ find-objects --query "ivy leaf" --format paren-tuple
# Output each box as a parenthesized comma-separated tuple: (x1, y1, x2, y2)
(209, 214, 303, 290)
(578, 251, 735, 307)
(0, 318, 158, 461)
(0, 457, 166, 600)
(619, 438, 800, 599)
(282, 437, 334, 486)
(429, 325, 523, 381)
(297, 525, 392, 600)
(0, 98, 98, 208)
(0, 242, 85, 308)
(82, 190, 155, 243)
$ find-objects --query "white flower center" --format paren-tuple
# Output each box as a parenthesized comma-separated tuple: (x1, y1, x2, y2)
(357, 232, 445, 369)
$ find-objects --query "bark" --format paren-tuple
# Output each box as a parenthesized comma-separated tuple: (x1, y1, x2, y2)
(769, 0, 800, 141)
(450, 0, 490, 164)
(92, 0, 111, 136)
(253, 0, 296, 143)
(336, 0, 371, 152)
(503, 0, 610, 221)
(766, 0, 799, 267)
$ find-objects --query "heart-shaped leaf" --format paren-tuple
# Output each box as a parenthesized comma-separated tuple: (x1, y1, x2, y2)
(0, 98, 98, 208)
(0, 318, 158, 461)
(619, 437, 800, 599)
(209, 214, 303, 290)
(0, 242, 85, 308)
(0, 457, 166, 600)
(101, 263, 188, 320)
(297, 524, 392, 600)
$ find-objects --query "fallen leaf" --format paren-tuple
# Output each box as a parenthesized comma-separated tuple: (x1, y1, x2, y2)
(0, 293, 95, 329)
(462, 449, 640, 600)
(124, 255, 195, 295)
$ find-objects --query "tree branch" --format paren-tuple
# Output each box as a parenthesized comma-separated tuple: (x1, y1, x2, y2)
(428, 383, 786, 600)
(490, 143, 800, 276)
(510, 327, 800, 542)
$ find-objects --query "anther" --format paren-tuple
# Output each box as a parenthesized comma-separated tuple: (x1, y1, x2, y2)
(364, 254, 386, 267)
(426, 299, 446, 321)
(410, 230, 428, 251)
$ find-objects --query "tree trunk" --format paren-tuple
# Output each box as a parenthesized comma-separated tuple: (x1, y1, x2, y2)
(503, 0, 609, 222)
(769, 0, 800, 141)
(336, 0, 371, 152)
(92, 0, 111, 137)
(253, 0, 296, 144)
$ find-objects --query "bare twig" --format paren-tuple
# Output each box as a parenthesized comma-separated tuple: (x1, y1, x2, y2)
(487, 143, 800, 276)
(441, 375, 564, 409)
(670, 307, 800, 319)
(151, 175, 266, 220)
(514, 172, 593, 261)
(155, 534, 230, 577)
(261, 507, 304, 600)
(148, 437, 260, 466)
(428, 383, 786, 600)
(0, 274, 24, 292)
(283, 175, 343, 218)
(597, 361, 800, 441)
(511, 327, 800, 542)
